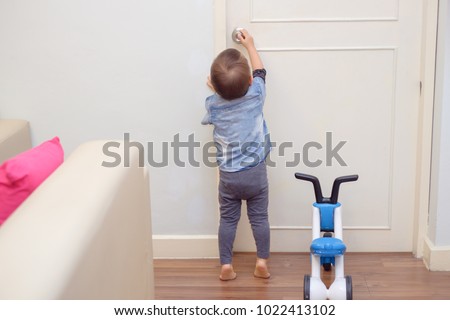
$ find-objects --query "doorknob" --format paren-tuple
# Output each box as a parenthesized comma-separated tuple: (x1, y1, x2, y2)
(231, 27, 244, 44)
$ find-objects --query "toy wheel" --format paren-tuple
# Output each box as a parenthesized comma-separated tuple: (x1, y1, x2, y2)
(303, 275, 311, 300)
(323, 263, 332, 271)
(345, 275, 353, 300)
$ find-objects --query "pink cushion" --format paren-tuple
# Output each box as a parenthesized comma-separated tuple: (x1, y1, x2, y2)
(0, 137, 64, 225)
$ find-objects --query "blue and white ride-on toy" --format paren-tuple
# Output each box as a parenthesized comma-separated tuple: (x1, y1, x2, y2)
(295, 173, 358, 300)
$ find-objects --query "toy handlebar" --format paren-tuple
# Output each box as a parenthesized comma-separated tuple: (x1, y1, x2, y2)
(295, 173, 358, 204)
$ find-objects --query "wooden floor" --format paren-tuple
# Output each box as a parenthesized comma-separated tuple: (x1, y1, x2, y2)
(154, 252, 450, 300)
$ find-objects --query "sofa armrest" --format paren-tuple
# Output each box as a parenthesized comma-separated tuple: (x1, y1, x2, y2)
(0, 119, 32, 163)
(0, 140, 154, 299)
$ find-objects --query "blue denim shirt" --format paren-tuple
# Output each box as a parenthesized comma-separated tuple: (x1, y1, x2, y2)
(202, 75, 270, 172)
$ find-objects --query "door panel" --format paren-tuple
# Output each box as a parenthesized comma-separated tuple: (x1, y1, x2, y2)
(251, 0, 399, 22)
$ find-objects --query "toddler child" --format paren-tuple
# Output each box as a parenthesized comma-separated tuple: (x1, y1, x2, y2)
(202, 29, 271, 280)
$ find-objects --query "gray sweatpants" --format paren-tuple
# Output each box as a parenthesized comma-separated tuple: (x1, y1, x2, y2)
(218, 162, 270, 265)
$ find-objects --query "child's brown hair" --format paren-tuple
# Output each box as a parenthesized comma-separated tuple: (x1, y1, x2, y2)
(210, 48, 251, 100)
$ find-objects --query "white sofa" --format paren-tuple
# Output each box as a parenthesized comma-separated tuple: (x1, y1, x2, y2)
(0, 120, 154, 299)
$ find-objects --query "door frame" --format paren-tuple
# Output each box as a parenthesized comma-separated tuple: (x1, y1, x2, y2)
(413, 0, 439, 259)
(213, 0, 439, 257)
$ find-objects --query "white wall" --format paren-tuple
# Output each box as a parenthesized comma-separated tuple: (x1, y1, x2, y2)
(429, 0, 450, 247)
(0, 0, 219, 237)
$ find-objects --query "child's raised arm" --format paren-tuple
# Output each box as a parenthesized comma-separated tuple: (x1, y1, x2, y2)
(238, 29, 264, 70)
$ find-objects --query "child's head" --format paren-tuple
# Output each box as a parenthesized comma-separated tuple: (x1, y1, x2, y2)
(210, 48, 251, 100)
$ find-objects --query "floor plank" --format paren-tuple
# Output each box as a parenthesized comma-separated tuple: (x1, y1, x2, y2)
(154, 252, 450, 300)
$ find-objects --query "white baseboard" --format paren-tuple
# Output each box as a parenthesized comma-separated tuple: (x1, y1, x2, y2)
(152, 234, 444, 261)
(423, 236, 450, 271)
(152, 235, 219, 259)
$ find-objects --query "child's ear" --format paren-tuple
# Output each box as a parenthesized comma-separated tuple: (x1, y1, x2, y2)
(207, 76, 215, 91)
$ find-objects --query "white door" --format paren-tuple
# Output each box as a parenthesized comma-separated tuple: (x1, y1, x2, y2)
(225, 0, 423, 252)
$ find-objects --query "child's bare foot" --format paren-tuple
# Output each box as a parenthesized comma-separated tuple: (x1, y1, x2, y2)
(254, 258, 270, 279)
(220, 264, 237, 281)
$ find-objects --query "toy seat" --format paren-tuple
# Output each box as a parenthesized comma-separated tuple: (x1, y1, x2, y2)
(310, 237, 346, 257)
